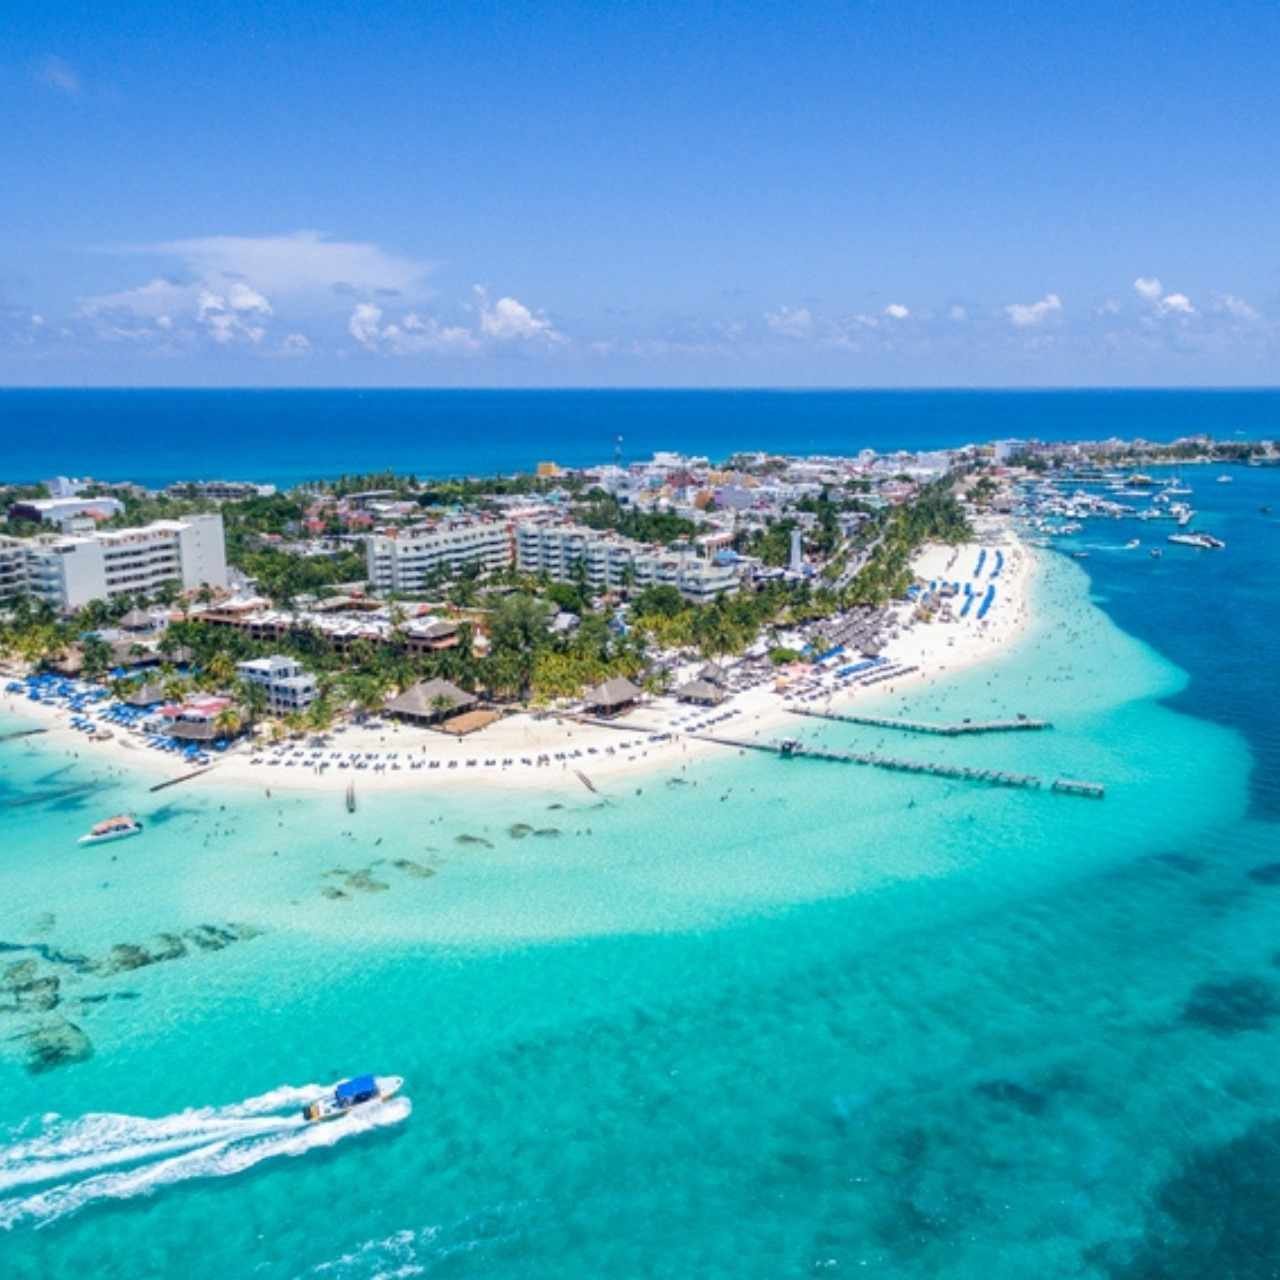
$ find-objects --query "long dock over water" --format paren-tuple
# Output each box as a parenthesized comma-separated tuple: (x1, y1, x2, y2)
(786, 708, 1051, 736)
(690, 733, 1103, 798)
(150, 766, 214, 792)
(0, 727, 49, 743)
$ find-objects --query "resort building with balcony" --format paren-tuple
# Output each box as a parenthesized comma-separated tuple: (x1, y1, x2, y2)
(6, 513, 228, 612)
(514, 523, 740, 603)
(235, 655, 318, 714)
(364, 519, 512, 594)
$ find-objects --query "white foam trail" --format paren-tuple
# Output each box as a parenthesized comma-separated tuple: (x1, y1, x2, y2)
(0, 1090, 410, 1230)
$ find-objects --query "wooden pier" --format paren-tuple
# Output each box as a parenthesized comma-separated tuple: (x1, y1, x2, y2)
(1051, 777, 1106, 799)
(786, 708, 1050, 736)
(0, 727, 49, 743)
(689, 733, 1102, 798)
(149, 766, 214, 793)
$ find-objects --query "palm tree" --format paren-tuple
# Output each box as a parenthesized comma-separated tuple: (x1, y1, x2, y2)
(205, 651, 236, 689)
(162, 673, 192, 703)
(237, 678, 269, 727)
(213, 705, 242, 740)
(307, 696, 334, 734)
(80, 634, 113, 681)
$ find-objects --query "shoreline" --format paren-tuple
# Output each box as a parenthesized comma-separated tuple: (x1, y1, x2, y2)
(1, 533, 1037, 800)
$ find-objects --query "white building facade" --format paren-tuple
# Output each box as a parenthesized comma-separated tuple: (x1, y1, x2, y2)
(365, 521, 511, 594)
(12, 513, 228, 612)
(235, 655, 317, 714)
(515, 524, 739, 603)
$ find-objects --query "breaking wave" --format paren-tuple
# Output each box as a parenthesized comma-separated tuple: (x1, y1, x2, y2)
(0, 1083, 410, 1230)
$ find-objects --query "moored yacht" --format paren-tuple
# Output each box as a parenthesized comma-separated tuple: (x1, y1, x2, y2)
(78, 814, 143, 846)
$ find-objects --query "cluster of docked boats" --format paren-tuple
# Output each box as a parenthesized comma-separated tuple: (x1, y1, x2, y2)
(1020, 472, 1228, 554)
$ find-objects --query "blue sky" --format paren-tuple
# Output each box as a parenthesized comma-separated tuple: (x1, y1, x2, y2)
(3, 0, 1279, 386)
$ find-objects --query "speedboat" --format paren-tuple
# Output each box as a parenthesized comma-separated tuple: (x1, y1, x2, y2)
(301, 1075, 403, 1123)
(78, 814, 143, 846)
(1217, 474, 1233, 483)
(1149, 548, 1163, 558)
(1168, 532, 1226, 550)
(1125, 539, 1140, 549)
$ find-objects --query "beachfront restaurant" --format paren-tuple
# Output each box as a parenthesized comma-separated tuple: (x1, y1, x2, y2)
(385, 678, 477, 726)
(161, 693, 232, 741)
(582, 675, 643, 717)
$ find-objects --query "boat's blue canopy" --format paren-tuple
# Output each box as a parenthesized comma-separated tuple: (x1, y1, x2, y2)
(336, 1075, 376, 1101)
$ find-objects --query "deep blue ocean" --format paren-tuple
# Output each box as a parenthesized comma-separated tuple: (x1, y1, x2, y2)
(3, 388, 1280, 486)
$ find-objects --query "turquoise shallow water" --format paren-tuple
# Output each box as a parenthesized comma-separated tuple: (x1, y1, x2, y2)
(2, 471, 1279, 1277)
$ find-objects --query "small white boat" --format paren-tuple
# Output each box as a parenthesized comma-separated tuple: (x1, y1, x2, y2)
(1168, 532, 1226, 550)
(1125, 539, 1140, 549)
(1217, 474, 1233, 483)
(301, 1075, 403, 1123)
(78, 814, 143, 846)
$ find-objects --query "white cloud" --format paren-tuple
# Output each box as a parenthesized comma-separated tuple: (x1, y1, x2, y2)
(141, 231, 431, 300)
(348, 303, 385, 349)
(1004, 293, 1063, 328)
(1096, 298, 1122, 316)
(765, 305, 814, 339)
(1217, 293, 1260, 321)
(348, 304, 481, 356)
(474, 287, 564, 343)
(80, 277, 192, 320)
(883, 303, 910, 320)
(1134, 276, 1195, 317)
(947, 305, 968, 322)
(226, 281, 272, 315)
(196, 290, 267, 345)
(36, 56, 80, 96)
(278, 333, 312, 358)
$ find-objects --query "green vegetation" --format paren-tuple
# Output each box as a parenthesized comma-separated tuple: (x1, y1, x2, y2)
(845, 477, 972, 606)
(574, 491, 700, 545)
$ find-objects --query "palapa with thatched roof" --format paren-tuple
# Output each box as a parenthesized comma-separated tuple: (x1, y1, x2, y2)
(385, 678, 477, 724)
(124, 681, 166, 707)
(108, 637, 161, 668)
(582, 675, 643, 715)
(675, 677, 726, 706)
(118, 607, 154, 631)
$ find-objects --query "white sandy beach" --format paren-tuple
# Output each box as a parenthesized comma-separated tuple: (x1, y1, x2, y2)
(3, 532, 1035, 800)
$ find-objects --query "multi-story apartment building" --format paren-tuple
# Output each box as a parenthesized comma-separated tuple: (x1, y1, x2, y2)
(11, 513, 227, 612)
(235, 655, 317, 714)
(515, 524, 739, 603)
(365, 520, 511, 594)
(0, 538, 27, 600)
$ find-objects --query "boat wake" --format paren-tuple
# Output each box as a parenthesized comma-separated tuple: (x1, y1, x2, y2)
(0, 1083, 411, 1230)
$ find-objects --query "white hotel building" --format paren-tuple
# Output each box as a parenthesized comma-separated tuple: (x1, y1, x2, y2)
(364, 520, 511, 595)
(235, 655, 318, 714)
(0, 513, 228, 612)
(515, 523, 740, 604)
